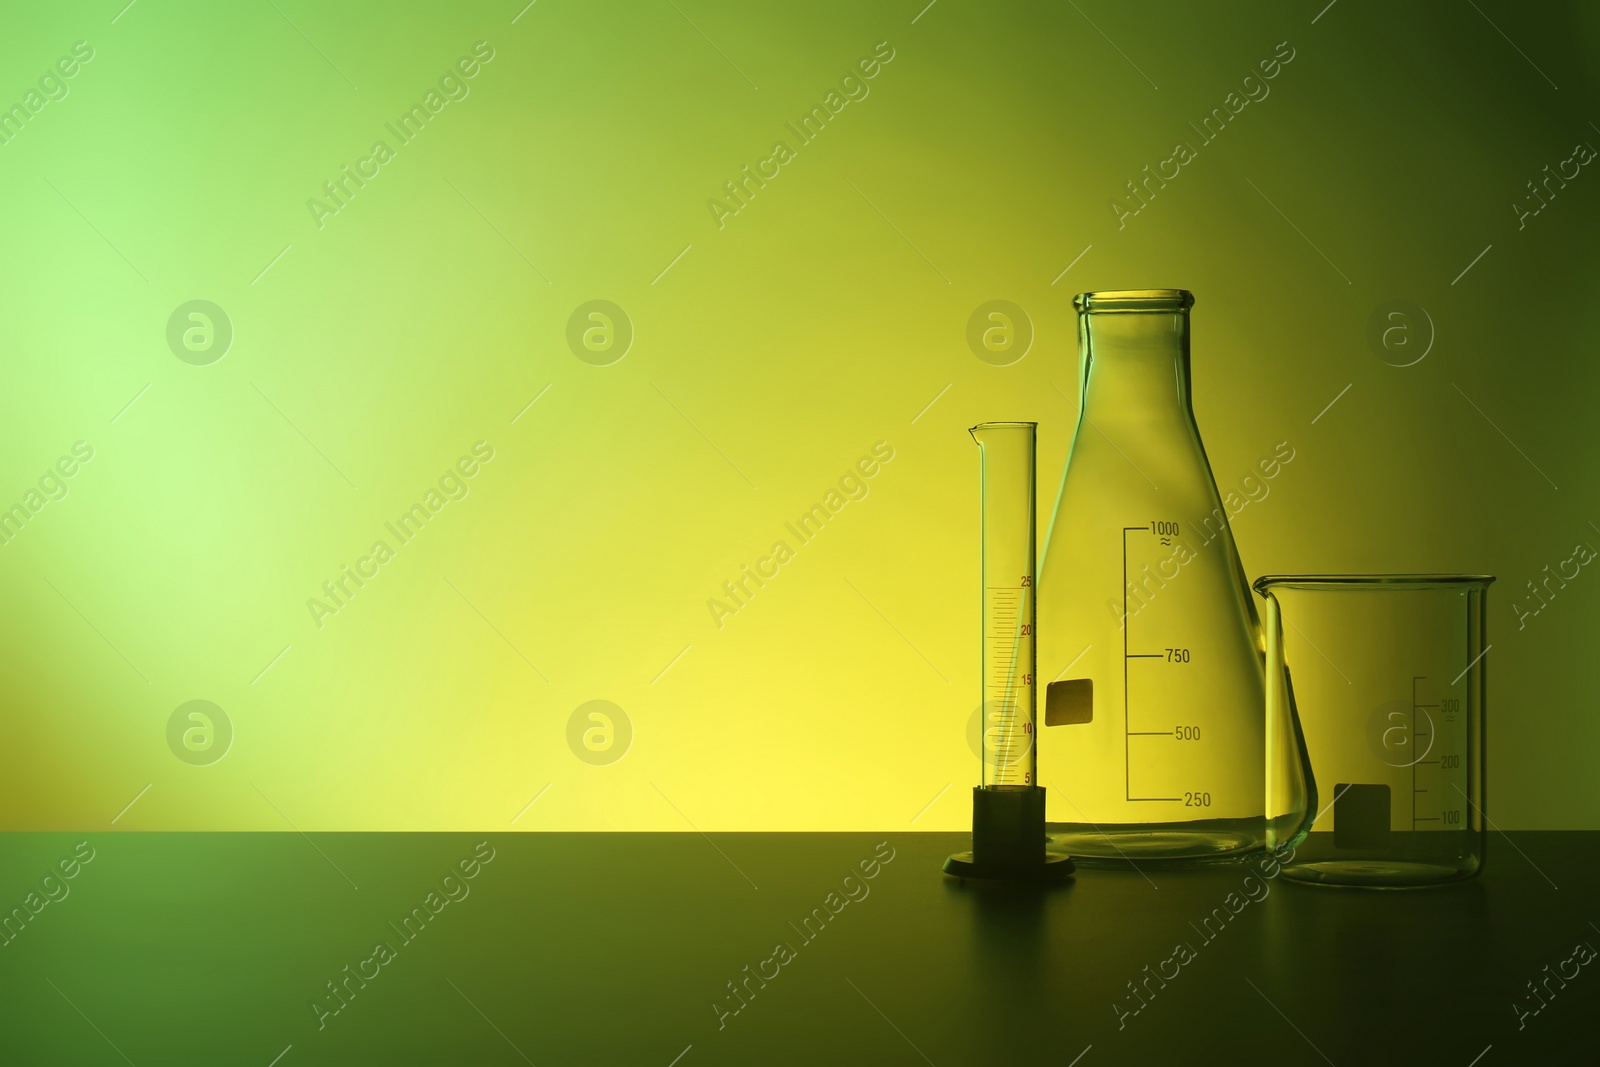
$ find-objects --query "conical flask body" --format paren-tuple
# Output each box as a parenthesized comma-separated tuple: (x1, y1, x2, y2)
(1037, 290, 1273, 863)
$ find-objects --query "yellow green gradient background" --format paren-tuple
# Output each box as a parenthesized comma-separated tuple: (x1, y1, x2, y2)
(1, 0, 1597, 831)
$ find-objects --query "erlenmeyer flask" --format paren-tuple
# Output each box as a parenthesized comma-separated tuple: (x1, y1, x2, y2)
(1037, 289, 1290, 863)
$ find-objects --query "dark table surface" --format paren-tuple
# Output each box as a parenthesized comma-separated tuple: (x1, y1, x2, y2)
(0, 831, 1595, 1065)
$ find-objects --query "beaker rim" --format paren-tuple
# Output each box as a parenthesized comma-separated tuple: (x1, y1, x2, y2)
(1253, 573, 1496, 595)
(1073, 288, 1194, 313)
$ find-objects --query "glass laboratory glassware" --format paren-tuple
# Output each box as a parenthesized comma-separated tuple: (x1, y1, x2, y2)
(1254, 575, 1492, 887)
(945, 423, 1073, 881)
(1036, 289, 1304, 864)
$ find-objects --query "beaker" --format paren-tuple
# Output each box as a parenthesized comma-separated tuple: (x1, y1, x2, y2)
(945, 422, 1072, 880)
(1255, 575, 1492, 887)
(1036, 289, 1302, 863)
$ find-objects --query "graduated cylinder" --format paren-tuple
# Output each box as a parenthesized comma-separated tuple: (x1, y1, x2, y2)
(943, 421, 1071, 880)
(971, 421, 1038, 789)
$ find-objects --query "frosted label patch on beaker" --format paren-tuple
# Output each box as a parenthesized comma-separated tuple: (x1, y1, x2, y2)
(1333, 783, 1392, 850)
(1045, 679, 1093, 726)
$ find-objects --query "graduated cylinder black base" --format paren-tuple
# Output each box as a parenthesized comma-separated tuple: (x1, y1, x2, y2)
(943, 785, 1075, 882)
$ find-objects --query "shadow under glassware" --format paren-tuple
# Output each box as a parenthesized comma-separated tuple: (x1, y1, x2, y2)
(1255, 574, 1493, 888)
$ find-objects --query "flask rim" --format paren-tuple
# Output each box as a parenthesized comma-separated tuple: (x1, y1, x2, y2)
(1073, 288, 1194, 313)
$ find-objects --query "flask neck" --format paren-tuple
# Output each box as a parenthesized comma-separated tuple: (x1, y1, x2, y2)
(1078, 310, 1192, 421)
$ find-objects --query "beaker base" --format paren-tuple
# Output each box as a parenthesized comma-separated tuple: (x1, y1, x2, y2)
(1046, 821, 1261, 866)
(1281, 860, 1475, 888)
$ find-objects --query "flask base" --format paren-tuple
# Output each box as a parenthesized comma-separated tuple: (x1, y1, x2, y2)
(1047, 819, 1262, 867)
